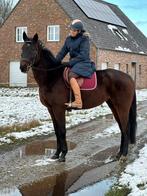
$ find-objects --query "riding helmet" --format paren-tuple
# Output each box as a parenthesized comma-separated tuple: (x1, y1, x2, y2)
(70, 19, 85, 32)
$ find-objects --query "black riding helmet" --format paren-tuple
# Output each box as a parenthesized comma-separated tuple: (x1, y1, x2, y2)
(70, 19, 85, 32)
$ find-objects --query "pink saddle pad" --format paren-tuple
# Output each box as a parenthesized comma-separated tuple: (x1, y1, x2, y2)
(63, 68, 97, 90)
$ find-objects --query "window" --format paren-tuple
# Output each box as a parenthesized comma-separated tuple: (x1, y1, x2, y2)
(139, 65, 142, 75)
(131, 62, 136, 82)
(47, 25, 60, 41)
(16, 27, 27, 42)
(126, 64, 129, 74)
(113, 29, 127, 40)
(114, 63, 120, 70)
(108, 25, 128, 41)
(101, 62, 108, 70)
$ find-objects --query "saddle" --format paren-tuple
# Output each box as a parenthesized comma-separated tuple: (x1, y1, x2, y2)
(63, 67, 97, 90)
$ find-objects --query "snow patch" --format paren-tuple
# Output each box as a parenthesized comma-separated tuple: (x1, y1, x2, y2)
(119, 144, 147, 196)
(139, 51, 145, 54)
(0, 88, 147, 144)
(32, 158, 57, 166)
(136, 89, 147, 102)
(115, 46, 132, 52)
(94, 123, 119, 138)
(0, 137, 12, 145)
(108, 24, 118, 34)
(122, 28, 128, 34)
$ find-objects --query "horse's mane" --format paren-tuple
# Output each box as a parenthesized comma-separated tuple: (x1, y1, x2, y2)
(42, 48, 58, 65)
(38, 40, 58, 66)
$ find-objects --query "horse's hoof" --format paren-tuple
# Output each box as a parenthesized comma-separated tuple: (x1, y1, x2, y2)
(58, 156, 66, 162)
(58, 153, 66, 162)
(115, 153, 121, 161)
(119, 155, 127, 164)
(51, 154, 59, 160)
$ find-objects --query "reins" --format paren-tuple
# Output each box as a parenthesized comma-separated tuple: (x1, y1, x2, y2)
(31, 63, 66, 72)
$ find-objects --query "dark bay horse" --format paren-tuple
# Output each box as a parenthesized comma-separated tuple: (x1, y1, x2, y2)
(20, 32, 137, 162)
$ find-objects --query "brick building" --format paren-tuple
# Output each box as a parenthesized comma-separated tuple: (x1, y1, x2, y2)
(0, 0, 147, 88)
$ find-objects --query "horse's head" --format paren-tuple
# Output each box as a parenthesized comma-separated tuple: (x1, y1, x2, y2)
(20, 32, 40, 73)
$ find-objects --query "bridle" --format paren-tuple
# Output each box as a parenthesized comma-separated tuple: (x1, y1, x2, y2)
(21, 40, 65, 72)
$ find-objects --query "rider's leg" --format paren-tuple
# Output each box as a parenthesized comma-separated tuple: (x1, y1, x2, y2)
(65, 72, 82, 109)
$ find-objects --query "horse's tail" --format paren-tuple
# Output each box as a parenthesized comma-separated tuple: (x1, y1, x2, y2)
(128, 91, 137, 144)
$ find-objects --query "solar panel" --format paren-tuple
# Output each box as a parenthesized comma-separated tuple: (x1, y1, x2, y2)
(74, 0, 126, 28)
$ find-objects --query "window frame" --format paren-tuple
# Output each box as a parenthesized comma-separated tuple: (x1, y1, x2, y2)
(101, 62, 108, 70)
(47, 25, 60, 42)
(139, 65, 142, 75)
(114, 63, 120, 70)
(16, 27, 27, 43)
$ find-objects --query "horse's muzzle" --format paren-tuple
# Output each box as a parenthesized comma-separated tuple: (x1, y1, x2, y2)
(20, 59, 31, 73)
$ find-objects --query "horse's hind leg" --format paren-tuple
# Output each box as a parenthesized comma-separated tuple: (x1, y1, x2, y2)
(115, 108, 130, 162)
(107, 100, 129, 161)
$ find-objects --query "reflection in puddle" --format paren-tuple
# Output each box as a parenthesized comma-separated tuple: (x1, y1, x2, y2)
(0, 139, 115, 196)
(69, 177, 116, 196)
(0, 169, 116, 196)
(19, 167, 85, 196)
(0, 187, 21, 196)
(24, 139, 76, 156)
(18, 139, 76, 159)
(19, 172, 67, 196)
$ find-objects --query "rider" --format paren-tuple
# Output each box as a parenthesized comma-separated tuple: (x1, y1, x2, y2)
(56, 19, 95, 109)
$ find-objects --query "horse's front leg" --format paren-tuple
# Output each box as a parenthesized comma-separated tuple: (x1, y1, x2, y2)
(48, 108, 62, 159)
(48, 106, 67, 162)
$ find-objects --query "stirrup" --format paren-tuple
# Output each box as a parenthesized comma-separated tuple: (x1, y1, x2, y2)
(65, 102, 82, 109)
(65, 102, 72, 107)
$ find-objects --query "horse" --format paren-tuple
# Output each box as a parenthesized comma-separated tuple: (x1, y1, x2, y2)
(20, 32, 137, 162)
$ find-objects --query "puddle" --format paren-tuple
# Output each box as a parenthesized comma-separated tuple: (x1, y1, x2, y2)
(0, 187, 21, 196)
(0, 161, 116, 196)
(0, 177, 116, 196)
(22, 139, 76, 156)
(0, 139, 116, 196)
(68, 177, 116, 196)
(19, 166, 85, 196)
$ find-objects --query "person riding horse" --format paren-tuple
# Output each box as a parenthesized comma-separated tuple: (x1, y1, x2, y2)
(56, 19, 95, 109)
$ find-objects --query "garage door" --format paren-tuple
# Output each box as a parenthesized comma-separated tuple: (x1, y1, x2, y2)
(9, 61, 27, 87)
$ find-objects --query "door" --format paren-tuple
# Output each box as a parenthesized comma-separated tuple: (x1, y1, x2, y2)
(131, 62, 136, 82)
(9, 61, 27, 87)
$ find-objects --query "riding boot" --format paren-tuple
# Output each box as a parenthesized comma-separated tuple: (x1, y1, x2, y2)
(65, 78, 82, 109)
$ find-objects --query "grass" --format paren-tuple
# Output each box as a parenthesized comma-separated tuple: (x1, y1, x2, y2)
(0, 120, 41, 137)
(105, 185, 131, 196)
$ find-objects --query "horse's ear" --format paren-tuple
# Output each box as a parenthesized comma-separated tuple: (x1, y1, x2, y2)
(23, 31, 28, 42)
(33, 33, 38, 43)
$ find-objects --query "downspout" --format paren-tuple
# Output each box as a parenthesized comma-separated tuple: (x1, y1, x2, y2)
(96, 47, 99, 70)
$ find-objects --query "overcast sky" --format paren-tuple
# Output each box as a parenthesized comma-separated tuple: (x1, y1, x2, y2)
(12, 0, 147, 37)
(106, 0, 147, 37)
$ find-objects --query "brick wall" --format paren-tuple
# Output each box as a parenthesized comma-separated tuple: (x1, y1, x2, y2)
(0, 0, 71, 86)
(97, 49, 147, 89)
(0, 0, 147, 89)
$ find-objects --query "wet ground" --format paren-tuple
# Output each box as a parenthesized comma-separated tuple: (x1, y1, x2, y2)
(0, 101, 147, 196)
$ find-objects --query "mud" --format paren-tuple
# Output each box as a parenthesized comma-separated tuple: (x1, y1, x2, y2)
(0, 101, 147, 196)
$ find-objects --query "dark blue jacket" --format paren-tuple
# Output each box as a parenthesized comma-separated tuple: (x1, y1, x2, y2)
(56, 33, 95, 78)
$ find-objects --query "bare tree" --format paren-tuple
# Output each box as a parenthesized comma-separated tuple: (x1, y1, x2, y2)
(0, 0, 14, 26)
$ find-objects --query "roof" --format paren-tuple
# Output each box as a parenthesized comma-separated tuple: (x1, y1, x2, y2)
(57, 0, 147, 54)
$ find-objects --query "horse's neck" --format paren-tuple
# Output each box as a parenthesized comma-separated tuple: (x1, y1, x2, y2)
(32, 57, 63, 89)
